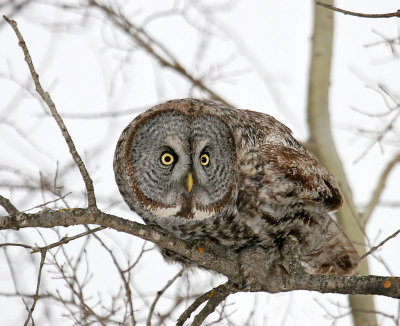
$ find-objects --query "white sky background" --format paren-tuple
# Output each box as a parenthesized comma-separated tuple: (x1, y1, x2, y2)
(0, 0, 399, 325)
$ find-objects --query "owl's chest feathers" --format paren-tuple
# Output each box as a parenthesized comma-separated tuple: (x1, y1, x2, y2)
(143, 194, 281, 252)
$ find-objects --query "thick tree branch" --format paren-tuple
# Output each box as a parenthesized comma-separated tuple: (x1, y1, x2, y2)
(317, 2, 400, 19)
(0, 208, 240, 281)
(1, 208, 399, 299)
(3, 15, 97, 209)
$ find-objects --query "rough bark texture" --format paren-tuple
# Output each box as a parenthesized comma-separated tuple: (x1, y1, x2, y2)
(1, 208, 400, 299)
(306, 1, 377, 325)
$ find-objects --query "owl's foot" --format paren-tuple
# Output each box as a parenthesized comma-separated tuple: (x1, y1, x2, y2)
(238, 248, 269, 291)
(281, 235, 306, 277)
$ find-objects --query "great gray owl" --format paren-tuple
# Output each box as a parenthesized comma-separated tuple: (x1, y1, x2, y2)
(114, 98, 359, 275)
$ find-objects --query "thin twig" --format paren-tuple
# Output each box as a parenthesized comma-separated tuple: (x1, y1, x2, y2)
(316, 2, 400, 18)
(24, 249, 46, 326)
(48, 240, 111, 325)
(92, 231, 136, 326)
(2, 246, 33, 322)
(361, 229, 400, 260)
(31, 226, 104, 253)
(0, 243, 33, 250)
(147, 268, 184, 326)
(123, 241, 152, 273)
(362, 152, 400, 223)
(54, 106, 148, 119)
(3, 15, 97, 209)
(89, 0, 231, 106)
(354, 111, 400, 164)
(24, 192, 72, 212)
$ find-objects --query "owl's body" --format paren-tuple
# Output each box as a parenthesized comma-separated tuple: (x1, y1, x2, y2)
(114, 99, 359, 275)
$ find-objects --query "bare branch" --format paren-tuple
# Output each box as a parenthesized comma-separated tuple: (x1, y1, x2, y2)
(55, 106, 148, 119)
(191, 282, 235, 326)
(92, 231, 136, 326)
(317, 2, 400, 19)
(177, 291, 213, 326)
(354, 111, 400, 164)
(2, 15, 97, 209)
(0, 194, 19, 216)
(1, 208, 400, 299)
(0, 209, 240, 281)
(24, 250, 46, 326)
(23, 193, 72, 212)
(123, 241, 152, 273)
(30, 226, 104, 253)
(147, 268, 184, 326)
(88, 0, 231, 106)
(0, 242, 33, 250)
(361, 229, 400, 260)
(177, 282, 235, 326)
(362, 151, 400, 223)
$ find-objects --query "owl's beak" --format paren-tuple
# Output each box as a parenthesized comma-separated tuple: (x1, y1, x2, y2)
(186, 172, 194, 193)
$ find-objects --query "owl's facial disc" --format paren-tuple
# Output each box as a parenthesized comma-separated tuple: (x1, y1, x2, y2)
(126, 110, 236, 220)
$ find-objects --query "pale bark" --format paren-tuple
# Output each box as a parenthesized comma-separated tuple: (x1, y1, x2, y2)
(307, 1, 377, 325)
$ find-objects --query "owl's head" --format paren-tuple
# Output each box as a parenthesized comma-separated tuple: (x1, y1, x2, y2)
(114, 99, 237, 221)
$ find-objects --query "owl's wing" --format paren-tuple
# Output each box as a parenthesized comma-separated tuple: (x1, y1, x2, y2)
(237, 143, 359, 275)
(235, 109, 342, 210)
(240, 143, 343, 211)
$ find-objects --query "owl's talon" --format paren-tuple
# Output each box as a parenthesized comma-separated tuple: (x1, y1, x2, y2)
(238, 266, 260, 291)
(242, 267, 250, 277)
(238, 248, 268, 290)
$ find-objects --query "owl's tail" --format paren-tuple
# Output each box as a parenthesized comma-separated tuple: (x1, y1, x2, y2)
(298, 213, 360, 275)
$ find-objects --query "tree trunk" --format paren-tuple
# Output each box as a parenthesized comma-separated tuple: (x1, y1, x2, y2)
(306, 1, 377, 325)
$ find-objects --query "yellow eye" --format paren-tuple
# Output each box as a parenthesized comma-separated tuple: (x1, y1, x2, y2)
(200, 153, 210, 166)
(161, 152, 175, 165)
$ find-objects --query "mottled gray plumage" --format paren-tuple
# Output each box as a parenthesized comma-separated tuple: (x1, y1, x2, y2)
(114, 99, 359, 275)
